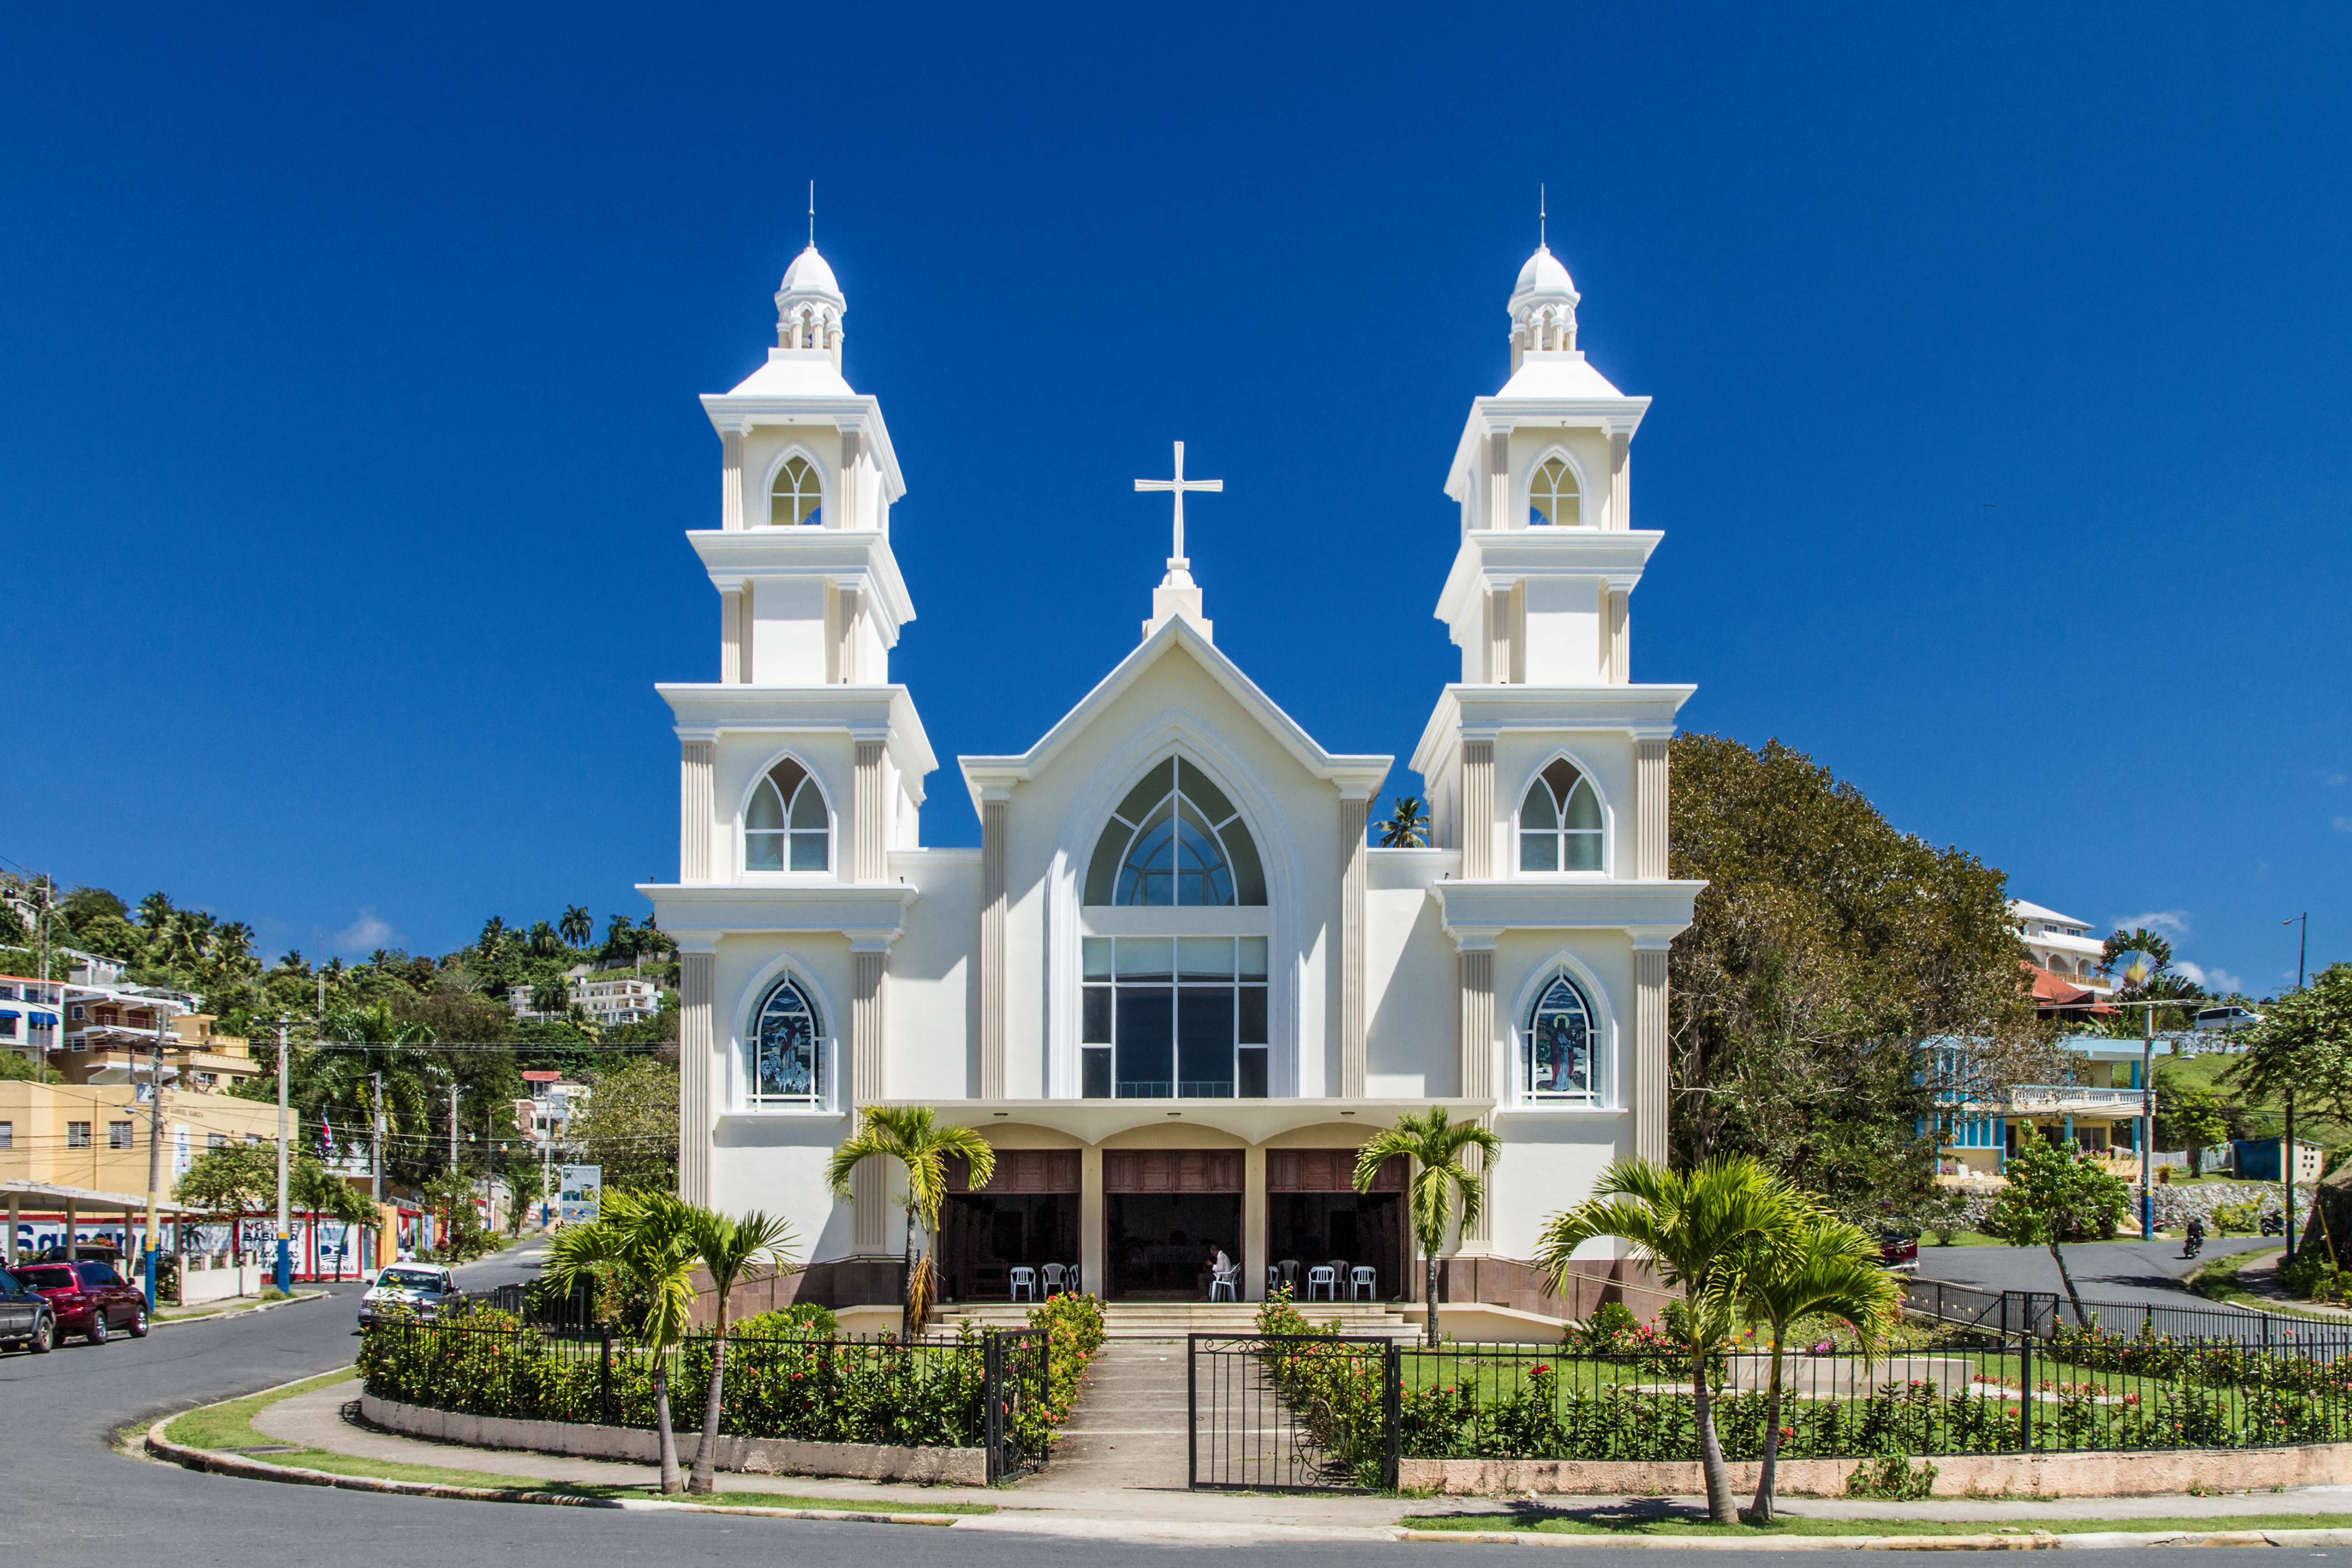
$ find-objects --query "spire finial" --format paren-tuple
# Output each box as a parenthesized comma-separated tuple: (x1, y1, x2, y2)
(808, 180, 816, 248)
(1539, 182, 1547, 250)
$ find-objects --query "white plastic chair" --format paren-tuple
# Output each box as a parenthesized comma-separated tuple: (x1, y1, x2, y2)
(1349, 1265, 1377, 1302)
(1041, 1263, 1068, 1296)
(1009, 1266, 1036, 1302)
(1209, 1261, 1238, 1302)
(1306, 1264, 1337, 1301)
(1267, 1264, 1282, 1294)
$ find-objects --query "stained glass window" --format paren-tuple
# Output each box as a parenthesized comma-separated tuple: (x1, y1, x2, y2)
(1525, 973, 1596, 1102)
(750, 976, 823, 1107)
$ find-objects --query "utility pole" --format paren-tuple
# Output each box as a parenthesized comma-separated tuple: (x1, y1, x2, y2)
(371, 1068, 384, 1272)
(446, 1083, 461, 1257)
(2140, 1002, 2155, 1240)
(274, 1020, 292, 1294)
(2283, 915, 2308, 1261)
(143, 1016, 165, 1311)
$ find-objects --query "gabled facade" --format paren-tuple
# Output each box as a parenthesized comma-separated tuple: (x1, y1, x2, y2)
(647, 238, 1702, 1312)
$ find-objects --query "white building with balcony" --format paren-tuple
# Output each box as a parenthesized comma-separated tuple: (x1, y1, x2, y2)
(2011, 899, 2111, 994)
(647, 237, 1701, 1315)
(510, 974, 664, 1026)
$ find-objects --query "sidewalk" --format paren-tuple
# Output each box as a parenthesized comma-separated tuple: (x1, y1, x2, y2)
(243, 1377, 2352, 1540)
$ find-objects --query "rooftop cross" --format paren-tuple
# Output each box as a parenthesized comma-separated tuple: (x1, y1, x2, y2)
(1133, 440, 1223, 571)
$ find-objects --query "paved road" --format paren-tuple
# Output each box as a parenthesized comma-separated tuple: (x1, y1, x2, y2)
(0, 1238, 2293, 1563)
(1914, 1235, 2273, 1308)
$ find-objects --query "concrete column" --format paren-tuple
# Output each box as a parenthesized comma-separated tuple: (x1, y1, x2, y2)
(719, 590, 744, 684)
(1242, 1144, 1268, 1302)
(853, 741, 886, 882)
(720, 429, 744, 529)
(6, 1194, 15, 1265)
(677, 951, 715, 1206)
(680, 740, 715, 882)
(1636, 738, 1669, 880)
(1456, 942, 1495, 1248)
(979, 797, 1008, 1100)
(1486, 431, 1510, 529)
(1079, 1145, 1105, 1296)
(838, 428, 863, 530)
(1487, 589, 1513, 685)
(1338, 796, 1368, 1098)
(1635, 942, 1671, 1163)
(835, 586, 860, 685)
(1460, 740, 1494, 879)
(1607, 590, 1629, 684)
(851, 944, 889, 1255)
(738, 581, 754, 682)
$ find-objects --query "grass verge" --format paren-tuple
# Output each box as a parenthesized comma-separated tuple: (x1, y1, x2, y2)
(2184, 1247, 2352, 1322)
(158, 1372, 992, 1514)
(1402, 1509, 2352, 1539)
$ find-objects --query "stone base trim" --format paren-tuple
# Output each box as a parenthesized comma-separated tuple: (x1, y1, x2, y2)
(360, 1393, 987, 1487)
(1401, 1441, 2352, 1498)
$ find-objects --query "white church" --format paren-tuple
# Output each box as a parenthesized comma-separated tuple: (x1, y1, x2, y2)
(645, 236, 1700, 1314)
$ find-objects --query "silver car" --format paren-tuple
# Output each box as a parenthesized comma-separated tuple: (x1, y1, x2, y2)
(357, 1264, 464, 1324)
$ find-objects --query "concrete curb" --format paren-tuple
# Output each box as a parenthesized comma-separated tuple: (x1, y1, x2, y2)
(1395, 1526, 2352, 1551)
(153, 1290, 333, 1327)
(141, 1418, 958, 1527)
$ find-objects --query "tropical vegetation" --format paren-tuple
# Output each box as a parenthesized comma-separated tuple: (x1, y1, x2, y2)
(826, 1106, 996, 1339)
(1352, 1106, 1500, 1346)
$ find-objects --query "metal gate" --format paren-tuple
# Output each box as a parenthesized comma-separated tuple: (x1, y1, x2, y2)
(983, 1327, 1048, 1484)
(1188, 1332, 1397, 1491)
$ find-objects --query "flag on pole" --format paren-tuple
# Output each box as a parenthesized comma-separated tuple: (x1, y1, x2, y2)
(321, 1117, 335, 1155)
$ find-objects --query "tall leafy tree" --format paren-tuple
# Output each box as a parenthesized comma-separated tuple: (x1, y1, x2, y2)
(544, 1190, 705, 1494)
(566, 1057, 679, 1194)
(1535, 1153, 1807, 1525)
(1377, 795, 1430, 848)
(559, 905, 594, 950)
(1735, 1212, 1902, 1523)
(683, 1209, 798, 1494)
(1668, 734, 2050, 1210)
(1985, 1136, 2131, 1326)
(825, 1106, 995, 1339)
(1352, 1107, 1500, 1345)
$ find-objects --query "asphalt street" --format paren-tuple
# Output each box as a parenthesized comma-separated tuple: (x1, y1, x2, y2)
(1913, 1235, 2274, 1308)
(0, 1238, 2299, 1563)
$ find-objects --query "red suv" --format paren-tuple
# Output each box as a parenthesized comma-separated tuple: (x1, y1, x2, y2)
(14, 1260, 150, 1343)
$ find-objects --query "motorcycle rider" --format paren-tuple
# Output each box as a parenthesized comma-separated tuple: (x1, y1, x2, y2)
(2183, 1215, 2207, 1258)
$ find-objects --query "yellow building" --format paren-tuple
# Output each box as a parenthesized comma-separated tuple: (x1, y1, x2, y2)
(0, 1079, 279, 1196)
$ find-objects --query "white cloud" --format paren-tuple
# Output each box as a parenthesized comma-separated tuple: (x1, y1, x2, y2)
(2112, 909, 2191, 937)
(332, 907, 403, 955)
(2334, 817, 2352, 833)
(2176, 961, 2243, 995)
(2325, 773, 2348, 787)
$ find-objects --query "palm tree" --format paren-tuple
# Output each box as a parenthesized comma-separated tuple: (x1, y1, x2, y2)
(527, 921, 564, 960)
(477, 915, 511, 961)
(290, 1156, 378, 1281)
(1534, 1153, 1806, 1525)
(1734, 1211, 1902, 1523)
(604, 913, 635, 965)
(137, 891, 175, 935)
(683, 1209, 798, 1494)
(1353, 1107, 1500, 1346)
(544, 1189, 704, 1493)
(825, 1107, 995, 1339)
(313, 1003, 443, 1191)
(559, 905, 593, 950)
(1377, 795, 1430, 849)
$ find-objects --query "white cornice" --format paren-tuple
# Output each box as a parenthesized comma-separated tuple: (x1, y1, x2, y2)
(1435, 528, 1666, 632)
(1409, 684, 1696, 778)
(1445, 392, 1652, 503)
(957, 616, 1390, 815)
(698, 389, 906, 504)
(637, 882, 920, 943)
(1434, 878, 1704, 936)
(657, 683, 938, 780)
(686, 527, 915, 639)
(864, 1097, 1497, 1145)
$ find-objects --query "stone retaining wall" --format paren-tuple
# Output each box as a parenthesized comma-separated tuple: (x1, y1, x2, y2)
(359, 1393, 987, 1487)
(1402, 1441, 2352, 1497)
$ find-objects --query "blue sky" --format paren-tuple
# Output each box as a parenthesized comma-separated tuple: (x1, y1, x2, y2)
(2, 3, 2345, 995)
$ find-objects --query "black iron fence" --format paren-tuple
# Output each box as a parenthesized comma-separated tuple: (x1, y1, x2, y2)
(1187, 1328, 2352, 1492)
(359, 1318, 1049, 1482)
(1901, 1277, 2352, 1352)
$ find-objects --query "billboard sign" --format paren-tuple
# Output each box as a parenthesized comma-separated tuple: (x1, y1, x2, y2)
(558, 1165, 603, 1225)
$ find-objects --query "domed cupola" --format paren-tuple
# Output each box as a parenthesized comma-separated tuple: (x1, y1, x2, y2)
(774, 244, 847, 366)
(1507, 245, 1580, 370)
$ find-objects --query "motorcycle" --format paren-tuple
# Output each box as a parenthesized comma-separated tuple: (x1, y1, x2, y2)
(2261, 1211, 2286, 1237)
(2181, 1230, 2204, 1259)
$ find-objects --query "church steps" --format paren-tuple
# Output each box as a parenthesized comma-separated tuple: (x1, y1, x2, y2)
(932, 1301, 1416, 1339)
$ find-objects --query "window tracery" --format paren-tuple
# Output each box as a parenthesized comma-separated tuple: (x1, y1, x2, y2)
(1518, 758, 1603, 872)
(747, 975, 823, 1107)
(770, 455, 822, 526)
(746, 758, 829, 872)
(1524, 970, 1597, 1103)
(1529, 457, 1580, 527)
(1083, 756, 1266, 907)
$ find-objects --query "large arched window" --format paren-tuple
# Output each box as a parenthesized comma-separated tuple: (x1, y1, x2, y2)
(745, 758, 829, 872)
(770, 455, 822, 527)
(748, 975, 823, 1107)
(1519, 758, 1603, 872)
(1083, 756, 1266, 907)
(1529, 456, 1580, 527)
(1525, 971, 1597, 1103)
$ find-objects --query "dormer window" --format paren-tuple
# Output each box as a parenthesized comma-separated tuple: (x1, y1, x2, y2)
(745, 758, 829, 872)
(1519, 759, 1603, 872)
(1529, 457, 1580, 527)
(770, 455, 822, 527)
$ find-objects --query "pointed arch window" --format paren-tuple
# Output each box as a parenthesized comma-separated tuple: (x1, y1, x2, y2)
(746, 758, 829, 872)
(748, 975, 823, 1107)
(1519, 759, 1603, 872)
(1525, 971, 1597, 1102)
(770, 455, 822, 527)
(1083, 756, 1266, 907)
(1529, 457, 1580, 527)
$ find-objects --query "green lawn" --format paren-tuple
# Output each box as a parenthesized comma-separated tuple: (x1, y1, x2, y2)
(159, 1370, 993, 1514)
(1401, 1509, 2352, 1539)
